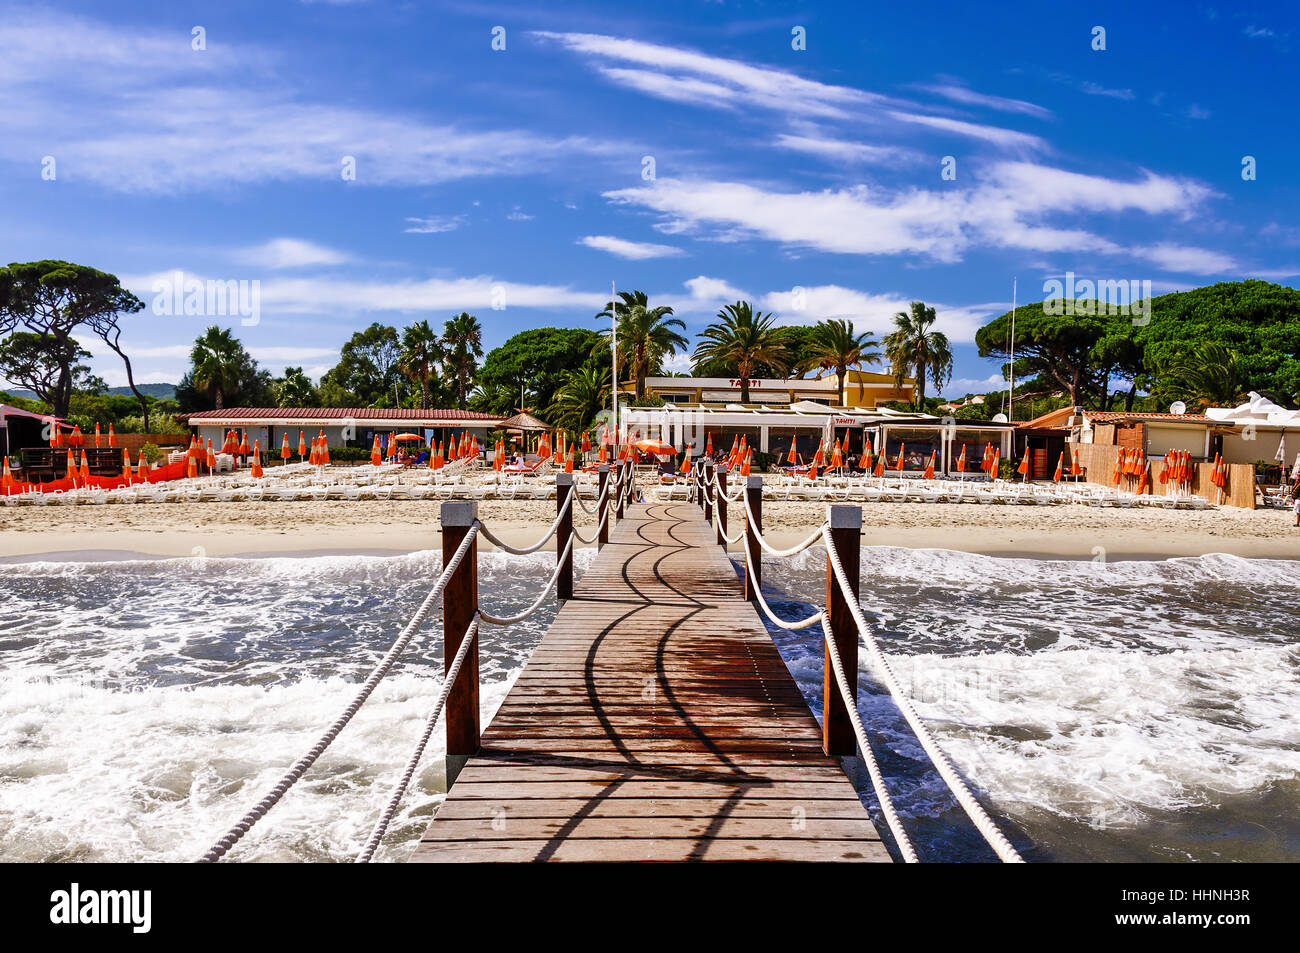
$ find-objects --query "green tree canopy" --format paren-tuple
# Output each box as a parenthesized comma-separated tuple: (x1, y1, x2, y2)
(794, 319, 881, 404)
(886, 301, 953, 409)
(0, 260, 144, 419)
(442, 312, 483, 410)
(319, 322, 404, 406)
(692, 301, 788, 402)
(181, 325, 271, 411)
(0, 332, 102, 411)
(474, 326, 602, 416)
(594, 291, 687, 400)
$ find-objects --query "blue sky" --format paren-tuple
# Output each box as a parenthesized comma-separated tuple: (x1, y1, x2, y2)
(2, 0, 1297, 397)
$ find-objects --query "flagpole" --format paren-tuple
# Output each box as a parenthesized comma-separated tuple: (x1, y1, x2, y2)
(1008, 276, 1017, 423)
(611, 280, 618, 449)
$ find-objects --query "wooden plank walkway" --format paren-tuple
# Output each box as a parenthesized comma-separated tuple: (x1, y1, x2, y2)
(411, 500, 890, 862)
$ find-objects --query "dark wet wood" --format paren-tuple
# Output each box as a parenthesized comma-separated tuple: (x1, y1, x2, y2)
(412, 501, 889, 863)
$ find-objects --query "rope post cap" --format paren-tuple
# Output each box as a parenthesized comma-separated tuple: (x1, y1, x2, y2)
(828, 504, 862, 530)
(441, 501, 478, 526)
(556, 472, 574, 486)
(746, 475, 763, 489)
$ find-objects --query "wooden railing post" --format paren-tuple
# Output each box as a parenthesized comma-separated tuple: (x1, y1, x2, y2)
(716, 464, 728, 547)
(556, 472, 574, 601)
(441, 501, 479, 786)
(597, 463, 610, 548)
(744, 475, 762, 601)
(703, 461, 714, 525)
(616, 460, 627, 521)
(824, 505, 861, 757)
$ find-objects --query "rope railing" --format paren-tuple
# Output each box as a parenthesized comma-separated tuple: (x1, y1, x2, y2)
(195, 521, 480, 863)
(198, 461, 633, 863)
(821, 524, 1023, 863)
(728, 474, 1022, 864)
(355, 613, 480, 862)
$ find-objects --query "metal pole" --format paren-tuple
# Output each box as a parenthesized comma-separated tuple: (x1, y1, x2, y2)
(441, 501, 479, 786)
(611, 281, 618, 453)
(824, 505, 861, 756)
(556, 472, 574, 601)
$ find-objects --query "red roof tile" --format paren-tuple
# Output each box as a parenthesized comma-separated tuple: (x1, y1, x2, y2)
(179, 407, 503, 421)
(1086, 411, 1212, 423)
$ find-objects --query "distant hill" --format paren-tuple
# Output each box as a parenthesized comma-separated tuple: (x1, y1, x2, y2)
(4, 383, 177, 401)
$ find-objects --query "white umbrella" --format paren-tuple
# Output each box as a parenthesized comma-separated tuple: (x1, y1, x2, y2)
(1275, 431, 1287, 464)
(1292, 451, 1300, 481)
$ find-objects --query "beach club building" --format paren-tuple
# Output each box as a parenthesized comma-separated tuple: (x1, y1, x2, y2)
(179, 407, 505, 454)
(621, 369, 915, 408)
(621, 401, 1017, 474)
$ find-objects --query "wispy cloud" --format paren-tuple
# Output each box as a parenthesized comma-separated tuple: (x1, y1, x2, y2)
(236, 238, 350, 268)
(579, 235, 686, 259)
(404, 215, 465, 234)
(774, 134, 919, 166)
(914, 83, 1053, 120)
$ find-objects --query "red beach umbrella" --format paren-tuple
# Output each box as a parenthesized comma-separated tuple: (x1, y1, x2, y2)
(251, 441, 264, 478)
(280, 434, 291, 461)
(371, 435, 382, 466)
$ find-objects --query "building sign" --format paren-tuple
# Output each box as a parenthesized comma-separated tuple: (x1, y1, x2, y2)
(728, 379, 761, 388)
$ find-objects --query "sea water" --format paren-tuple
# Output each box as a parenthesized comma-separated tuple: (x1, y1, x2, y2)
(1, 547, 1297, 862)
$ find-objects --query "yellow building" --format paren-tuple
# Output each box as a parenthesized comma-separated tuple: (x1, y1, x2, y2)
(620, 369, 914, 408)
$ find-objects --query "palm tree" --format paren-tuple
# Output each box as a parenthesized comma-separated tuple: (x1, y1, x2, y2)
(547, 363, 610, 431)
(1161, 343, 1251, 410)
(190, 325, 244, 409)
(399, 320, 442, 409)
(594, 291, 688, 400)
(795, 319, 881, 406)
(884, 301, 953, 408)
(691, 301, 788, 403)
(442, 312, 483, 410)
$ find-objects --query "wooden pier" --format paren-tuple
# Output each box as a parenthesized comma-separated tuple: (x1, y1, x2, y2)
(412, 497, 890, 862)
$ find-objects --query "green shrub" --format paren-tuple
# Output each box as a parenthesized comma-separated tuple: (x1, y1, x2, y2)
(139, 442, 164, 464)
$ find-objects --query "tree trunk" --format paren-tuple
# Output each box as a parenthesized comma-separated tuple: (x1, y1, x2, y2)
(836, 367, 845, 406)
(104, 335, 149, 431)
(214, 388, 224, 410)
(914, 363, 926, 408)
(1123, 379, 1138, 412)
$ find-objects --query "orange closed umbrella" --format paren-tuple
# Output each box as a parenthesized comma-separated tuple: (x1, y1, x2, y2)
(990, 450, 1000, 478)
(786, 440, 797, 465)
(582, 431, 591, 454)
(121, 447, 132, 482)
(956, 444, 967, 474)
(371, 435, 382, 467)
(564, 448, 574, 473)
(433, 441, 444, 470)
(1138, 460, 1151, 495)
(238, 431, 250, 457)
(831, 439, 843, 470)
(280, 434, 291, 461)
(137, 454, 151, 481)
(69, 425, 84, 448)
(187, 453, 198, 479)
(923, 451, 936, 481)
(1112, 449, 1124, 485)
(873, 453, 885, 478)
(308, 437, 318, 466)
(1052, 451, 1064, 483)
(1017, 446, 1031, 480)
(741, 448, 752, 477)
(813, 442, 825, 468)
(680, 452, 692, 475)
(320, 438, 330, 465)
(80, 451, 91, 483)
(94, 422, 102, 448)
(895, 442, 905, 472)
(1, 456, 14, 492)
(251, 440, 264, 478)
(206, 439, 216, 469)
(298, 431, 307, 460)
(1070, 448, 1082, 477)
(66, 452, 77, 484)
(108, 424, 117, 448)
(705, 433, 714, 457)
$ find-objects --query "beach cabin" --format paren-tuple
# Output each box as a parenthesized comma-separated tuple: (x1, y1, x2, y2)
(179, 407, 506, 458)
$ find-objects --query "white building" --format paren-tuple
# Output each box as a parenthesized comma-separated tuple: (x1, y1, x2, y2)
(180, 407, 505, 452)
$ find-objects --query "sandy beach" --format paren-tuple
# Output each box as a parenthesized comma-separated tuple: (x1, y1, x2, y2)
(1, 497, 1294, 561)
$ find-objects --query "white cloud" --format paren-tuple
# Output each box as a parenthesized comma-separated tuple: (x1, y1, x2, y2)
(773, 134, 918, 166)
(0, 12, 612, 192)
(404, 215, 465, 234)
(237, 238, 350, 268)
(579, 235, 686, 260)
(1132, 243, 1237, 275)
(506, 208, 535, 221)
(1079, 81, 1135, 100)
(914, 84, 1052, 120)
(887, 111, 1048, 151)
(605, 164, 1218, 265)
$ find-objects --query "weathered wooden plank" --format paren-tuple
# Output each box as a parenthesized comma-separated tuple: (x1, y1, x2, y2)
(412, 500, 890, 863)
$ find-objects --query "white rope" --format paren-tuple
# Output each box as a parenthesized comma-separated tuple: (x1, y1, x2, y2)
(355, 614, 480, 863)
(573, 499, 612, 544)
(478, 489, 575, 554)
(820, 616, 918, 863)
(196, 524, 479, 863)
(821, 525, 1024, 863)
(479, 532, 576, 625)
(742, 542, 826, 631)
(740, 488, 826, 557)
(720, 523, 745, 545)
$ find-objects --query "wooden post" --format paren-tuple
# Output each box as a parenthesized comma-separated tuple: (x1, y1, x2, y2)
(824, 505, 861, 757)
(703, 461, 714, 525)
(556, 472, 574, 601)
(744, 475, 762, 601)
(616, 460, 627, 521)
(716, 464, 728, 547)
(441, 501, 479, 786)
(597, 463, 610, 548)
